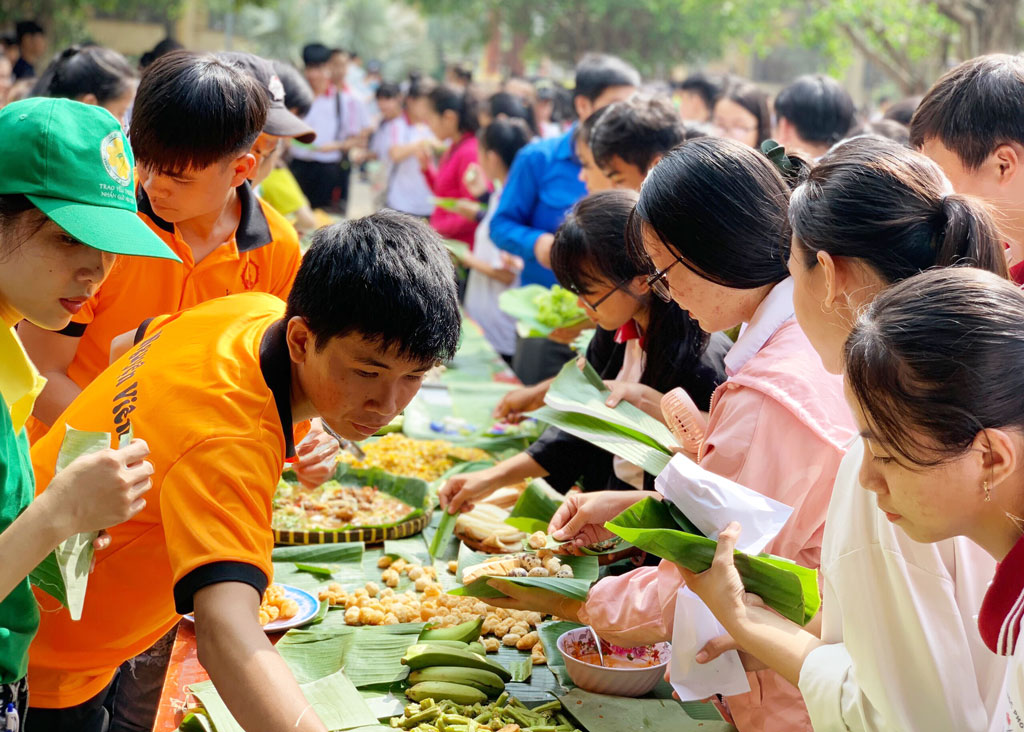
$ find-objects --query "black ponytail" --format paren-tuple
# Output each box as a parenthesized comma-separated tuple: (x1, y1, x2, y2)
(790, 136, 1007, 282)
(32, 45, 136, 106)
(428, 84, 480, 134)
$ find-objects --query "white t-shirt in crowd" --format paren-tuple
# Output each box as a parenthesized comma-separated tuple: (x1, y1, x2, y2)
(464, 188, 519, 357)
(292, 88, 371, 164)
(370, 114, 434, 217)
(798, 439, 1005, 732)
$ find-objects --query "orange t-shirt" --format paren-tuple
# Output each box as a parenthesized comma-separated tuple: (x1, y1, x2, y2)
(25, 182, 301, 443)
(28, 293, 307, 708)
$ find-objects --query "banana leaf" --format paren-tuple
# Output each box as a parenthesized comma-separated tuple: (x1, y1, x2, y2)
(277, 464, 430, 533)
(428, 508, 457, 558)
(528, 360, 678, 476)
(190, 669, 377, 732)
(537, 620, 584, 689)
(606, 498, 821, 626)
(498, 285, 588, 338)
(507, 657, 533, 683)
(276, 623, 425, 687)
(384, 536, 431, 566)
(271, 544, 366, 593)
(558, 689, 735, 730)
(504, 481, 562, 534)
(30, 426, 132, 617)
(449, 546, 599, 602)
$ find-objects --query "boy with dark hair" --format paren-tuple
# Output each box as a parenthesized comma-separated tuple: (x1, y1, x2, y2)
(589, 93, 687, 190)
(910, 53, 1024, 282)
(290, 43, 371, 211)
(490, 52, 639, 384)
(26, 211, 461, 732)
(12, 20, 45, 79)
(773, 74, 856, 158)
(677, 71, 722, 122)
(21, 51, 304, 449)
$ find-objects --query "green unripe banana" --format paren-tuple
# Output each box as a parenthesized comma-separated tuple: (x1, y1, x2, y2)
(407, 666, 505, 696)
(419, 617, 484, 644)
(401, 645, 511, 682)
(405, 681, 487, 705)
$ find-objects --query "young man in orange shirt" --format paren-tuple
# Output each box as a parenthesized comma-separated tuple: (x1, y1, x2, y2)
(20, 51, 306, 442)
(26, 211, 462, 732)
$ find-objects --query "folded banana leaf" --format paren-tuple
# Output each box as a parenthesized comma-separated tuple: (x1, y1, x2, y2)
(449, 545, 599, 602)
(504, 481, 562, 534)
(275, 623, 425, 687)
(528, 361, 677, 476)
(270, 544, 366, 593)
(606, 498, 820, 626)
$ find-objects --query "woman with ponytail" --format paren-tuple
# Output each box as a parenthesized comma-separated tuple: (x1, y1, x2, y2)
(31, 45, 137, 126)
(421, 84, 485, 247)
(487, 138, 854, 731)
(678, 137, 1009, 732)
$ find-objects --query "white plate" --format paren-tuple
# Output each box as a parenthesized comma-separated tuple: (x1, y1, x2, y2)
(182, 584, 320, 633)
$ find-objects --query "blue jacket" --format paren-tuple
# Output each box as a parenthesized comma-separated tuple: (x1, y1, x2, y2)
(490, 126, 587, 287)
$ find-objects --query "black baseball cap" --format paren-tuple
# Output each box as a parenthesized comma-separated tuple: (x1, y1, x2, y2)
(217, 52, 316, 144)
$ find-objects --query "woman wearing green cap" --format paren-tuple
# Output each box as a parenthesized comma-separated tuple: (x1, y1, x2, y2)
(0, 97, 179, 729)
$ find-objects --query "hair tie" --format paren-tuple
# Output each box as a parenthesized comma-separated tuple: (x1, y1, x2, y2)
(761, 139, 794, 174)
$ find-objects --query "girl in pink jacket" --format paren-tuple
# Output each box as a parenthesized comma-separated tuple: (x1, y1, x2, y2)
(490, 138, 855, 731)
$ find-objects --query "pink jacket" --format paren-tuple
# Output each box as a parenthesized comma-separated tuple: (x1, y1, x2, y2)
(423, 132, 480, 246)
(580, 318, 855, 732)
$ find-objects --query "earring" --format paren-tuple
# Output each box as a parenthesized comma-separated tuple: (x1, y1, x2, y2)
(984, 480, 992, 502)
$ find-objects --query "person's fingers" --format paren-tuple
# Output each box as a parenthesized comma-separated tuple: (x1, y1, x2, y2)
(695, 634, 737, 664)
(711, 522, 741, 569)
(127, 478, 153, 502)
(447, 483, 472, 514)
(551, 504, 593, 541)
(743, 593, 767, 609)
(576, 357, 587, 371)
(548, 500, 576, 537)
(121, 439, 151, 463)
(126, 497, 147, 517)
(92, 531, 111, 551)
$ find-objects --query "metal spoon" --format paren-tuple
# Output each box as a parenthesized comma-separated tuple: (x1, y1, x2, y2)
(587, 626, 607, 667)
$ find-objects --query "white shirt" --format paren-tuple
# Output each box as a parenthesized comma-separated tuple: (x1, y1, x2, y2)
(291, 89, 371, 164)
(370, 115, 434, 217)
(992, 645, 1024, 731)
(799, 439, 1006, 731)
(464, 188, 520, 357)
(724, 278, 795, 377)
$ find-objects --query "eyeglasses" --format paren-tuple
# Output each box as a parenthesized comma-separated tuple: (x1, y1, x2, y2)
(646, 258, 681, 303)
(577, 281, 626, 312)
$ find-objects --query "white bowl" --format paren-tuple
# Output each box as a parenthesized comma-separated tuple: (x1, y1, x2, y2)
(557, 627, 670, 697)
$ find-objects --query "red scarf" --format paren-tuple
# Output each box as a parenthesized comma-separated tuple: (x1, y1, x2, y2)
(614, 319, 647, 350)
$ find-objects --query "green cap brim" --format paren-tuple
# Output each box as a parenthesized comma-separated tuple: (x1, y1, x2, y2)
(27, 195, 182, 263)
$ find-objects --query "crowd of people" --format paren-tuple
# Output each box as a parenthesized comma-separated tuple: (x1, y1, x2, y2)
(2, 18, 1024, 732)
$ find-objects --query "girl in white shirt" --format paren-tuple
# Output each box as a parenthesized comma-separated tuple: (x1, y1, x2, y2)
(681, 136, 1010, 731)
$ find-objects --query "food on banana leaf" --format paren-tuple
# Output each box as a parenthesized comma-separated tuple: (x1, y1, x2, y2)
(338, 433, 490, 481)
(272, 480, 413, 531)
(461, 551, 573, 585)
(454, 503, 528, 554)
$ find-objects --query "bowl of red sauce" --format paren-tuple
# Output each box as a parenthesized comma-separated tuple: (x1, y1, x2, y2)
(556, 627, 670, 697)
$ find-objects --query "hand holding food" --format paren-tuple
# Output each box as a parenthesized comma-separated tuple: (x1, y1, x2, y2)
(439, 468, 500, 514)
(548, 491, 649, 548)
(44, 438, 154, 536)
(293, 419, 340, 489)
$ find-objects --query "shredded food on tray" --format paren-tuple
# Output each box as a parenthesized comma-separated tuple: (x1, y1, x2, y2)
(272, 480, 414, 531)
(337, 433, 490, 482)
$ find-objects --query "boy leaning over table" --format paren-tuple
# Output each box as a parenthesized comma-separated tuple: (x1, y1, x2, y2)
(26, 210, 462, 732)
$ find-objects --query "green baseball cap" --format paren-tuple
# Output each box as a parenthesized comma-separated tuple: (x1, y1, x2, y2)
(0, 98, 180, 262)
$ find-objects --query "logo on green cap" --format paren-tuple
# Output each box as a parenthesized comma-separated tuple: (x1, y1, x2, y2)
(101, 131, 131, 186)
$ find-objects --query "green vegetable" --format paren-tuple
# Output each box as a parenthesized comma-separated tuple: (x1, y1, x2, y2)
(533, 285, 587, 329)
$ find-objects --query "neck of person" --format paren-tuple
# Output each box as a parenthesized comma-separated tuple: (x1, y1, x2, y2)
(0, 294, 21, 328)
(177, 187, 241, 263)
(737, 282, 777, 326)
(973, 482, 1024, 562)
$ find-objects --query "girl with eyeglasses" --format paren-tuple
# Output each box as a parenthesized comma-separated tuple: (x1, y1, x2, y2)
(440, 189, 729, 515)
(489, 138, 855, 732)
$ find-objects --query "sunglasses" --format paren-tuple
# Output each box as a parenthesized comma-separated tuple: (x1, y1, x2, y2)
(646, 257, 682, 303)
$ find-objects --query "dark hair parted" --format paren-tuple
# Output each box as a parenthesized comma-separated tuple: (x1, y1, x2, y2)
(574, 53, 640, 102)
(130, 51, 268, 175)
(272, 59, 314, 117)
(678, 71, 723, 114)
(285, 210, 461, 362)
(0, 194, 47, 254)
(790, 136, 1007, 282)
(32, 45, 136, 105)
(551, 190, 710, 394)
(589, 94, 687, 172)
(774, 74, 855, 146)
(845, 268, 1024, 468)
(628, 137, 793, 289)
(910, 54, 1024, 169)
(428, 84, 479, 134)
(479, 118, 531, 170)
(716, 78, 772, 147)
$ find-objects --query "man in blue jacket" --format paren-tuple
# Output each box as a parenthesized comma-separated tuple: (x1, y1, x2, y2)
(491, 53, 639, 383)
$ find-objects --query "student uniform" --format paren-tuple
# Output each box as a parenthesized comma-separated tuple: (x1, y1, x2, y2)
(27, 293, 308, 719)
(799, 438, 1005, 732)
(982, 535, 1024, 732)
(579, 279, 856, 732)
(422, 131, 481, 247)
(26, 182, 301, 443)
(369, 113, 433, 217)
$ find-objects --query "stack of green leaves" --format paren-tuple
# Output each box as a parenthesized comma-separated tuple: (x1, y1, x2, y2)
(499, 285, 588, 338)
(529, 360, 677, 476)
(606, 497, 820, 625)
